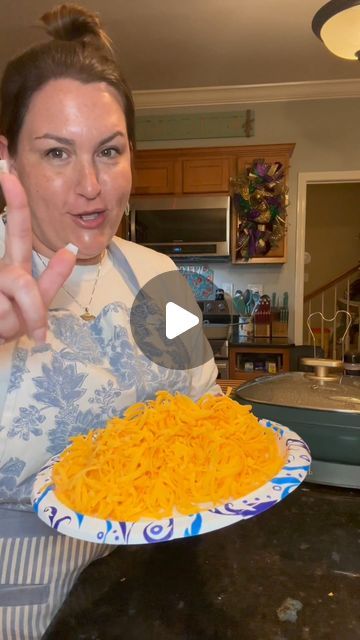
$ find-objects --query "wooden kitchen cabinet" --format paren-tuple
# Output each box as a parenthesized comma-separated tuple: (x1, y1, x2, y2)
(132, 143, 293, 193)
(182, 156, 232, 193)
(236, 147, 292, 174)
(132, 158, 175, 194)
(132, 147, 237, 195)
(131, 144, 295, 260)
(229, 343, 291, 381)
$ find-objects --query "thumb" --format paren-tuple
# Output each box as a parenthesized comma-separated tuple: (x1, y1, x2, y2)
(37, 243, 78, 307)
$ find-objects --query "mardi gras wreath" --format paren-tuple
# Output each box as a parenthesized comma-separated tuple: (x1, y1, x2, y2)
(230, 159, 288, 261)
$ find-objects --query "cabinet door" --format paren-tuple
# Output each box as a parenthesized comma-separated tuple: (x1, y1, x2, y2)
(237, 152, 290, 173)
(132, 159, 175, 194)
(182, 157, 231, 193)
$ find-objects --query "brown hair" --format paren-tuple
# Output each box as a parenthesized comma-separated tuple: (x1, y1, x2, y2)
(0, 3, 135, 157)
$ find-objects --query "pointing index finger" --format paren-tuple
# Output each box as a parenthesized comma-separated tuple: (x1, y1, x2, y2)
(0, 169, 33, 272)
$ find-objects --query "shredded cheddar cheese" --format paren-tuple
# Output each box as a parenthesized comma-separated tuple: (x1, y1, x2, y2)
(53, 391, 284, 521)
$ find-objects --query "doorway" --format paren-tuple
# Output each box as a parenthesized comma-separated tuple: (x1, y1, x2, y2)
(294, 170, 360, 345)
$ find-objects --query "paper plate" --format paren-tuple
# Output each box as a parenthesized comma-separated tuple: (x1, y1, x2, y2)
(31, 420, 311, 545)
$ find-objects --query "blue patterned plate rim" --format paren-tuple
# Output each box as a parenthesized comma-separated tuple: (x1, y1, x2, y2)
(31, 419, 311, 545)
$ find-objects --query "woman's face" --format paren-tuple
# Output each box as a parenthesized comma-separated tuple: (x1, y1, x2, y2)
(9, 78, 132, 264)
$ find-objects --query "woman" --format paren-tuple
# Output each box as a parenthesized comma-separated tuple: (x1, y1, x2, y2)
(0, 4, 219, 638)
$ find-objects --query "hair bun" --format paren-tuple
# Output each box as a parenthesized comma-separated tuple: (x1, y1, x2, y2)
(40, 3, 112, 49)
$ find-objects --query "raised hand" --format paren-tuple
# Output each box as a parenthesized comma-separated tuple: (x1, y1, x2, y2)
(0, 164, 77, 344)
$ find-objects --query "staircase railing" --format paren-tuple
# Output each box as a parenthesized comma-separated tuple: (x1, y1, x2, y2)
(303, 263, 360, 357)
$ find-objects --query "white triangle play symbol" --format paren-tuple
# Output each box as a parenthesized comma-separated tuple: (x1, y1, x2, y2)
(166, 302, 199, 340)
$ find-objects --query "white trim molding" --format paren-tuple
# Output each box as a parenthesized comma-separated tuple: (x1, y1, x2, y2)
(294, 170, 360, 345)
(134, 79, 360, 111)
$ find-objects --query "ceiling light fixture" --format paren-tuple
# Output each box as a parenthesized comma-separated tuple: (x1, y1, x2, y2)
(312, 0, 360, 60)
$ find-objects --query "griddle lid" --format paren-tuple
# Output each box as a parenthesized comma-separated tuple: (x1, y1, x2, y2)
(235, 372, 360, 414)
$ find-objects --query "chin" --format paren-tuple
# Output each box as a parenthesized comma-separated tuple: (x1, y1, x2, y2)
(76, 235, 112, 262)
(76, 246, 107, 264)
(79, 253, 105, 264)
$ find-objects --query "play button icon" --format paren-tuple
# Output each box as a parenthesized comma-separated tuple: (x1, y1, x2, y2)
(130, 269, 214, 370)
(165, 302, 199, 339)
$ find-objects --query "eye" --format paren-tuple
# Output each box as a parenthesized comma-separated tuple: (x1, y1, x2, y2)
(45, 148, 68, 160)
(100, 147, 121, 158)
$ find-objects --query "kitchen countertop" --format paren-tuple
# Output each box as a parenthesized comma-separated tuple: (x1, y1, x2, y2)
(43, 483, 360, 640)
(229, 336, 294, 348)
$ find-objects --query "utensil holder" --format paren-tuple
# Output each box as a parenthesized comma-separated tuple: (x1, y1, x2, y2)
(238, 315, 254, 338)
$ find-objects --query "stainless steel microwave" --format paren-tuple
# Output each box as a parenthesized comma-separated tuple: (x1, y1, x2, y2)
(129, 194, 230, 260)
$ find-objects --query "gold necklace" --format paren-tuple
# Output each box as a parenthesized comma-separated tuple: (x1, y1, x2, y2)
(35, 250, 104, 321)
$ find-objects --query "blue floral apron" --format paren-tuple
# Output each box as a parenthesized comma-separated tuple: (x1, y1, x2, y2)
(0, 242, 192, 638)
(0, 241, 191, 508)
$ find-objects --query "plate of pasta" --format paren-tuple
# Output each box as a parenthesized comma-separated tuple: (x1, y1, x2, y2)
(31, 392, 311, 545)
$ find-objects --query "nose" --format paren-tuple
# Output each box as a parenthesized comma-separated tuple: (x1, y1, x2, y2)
(74, 159, 101, 199)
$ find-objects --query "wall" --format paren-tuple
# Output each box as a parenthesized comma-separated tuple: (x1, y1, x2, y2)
(137, 97, 360, 340)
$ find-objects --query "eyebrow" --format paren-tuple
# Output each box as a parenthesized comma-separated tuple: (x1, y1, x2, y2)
(33, 130, 125, 146)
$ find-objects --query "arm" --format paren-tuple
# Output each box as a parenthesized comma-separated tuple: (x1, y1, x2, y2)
(188, 357, 222, 401)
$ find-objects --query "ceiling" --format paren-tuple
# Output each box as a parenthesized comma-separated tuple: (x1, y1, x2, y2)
(0, 0, 359, 106)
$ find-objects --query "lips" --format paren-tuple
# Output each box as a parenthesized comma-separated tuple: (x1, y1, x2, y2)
(72, 209, 104, 218)
(70, 210, 106, 228)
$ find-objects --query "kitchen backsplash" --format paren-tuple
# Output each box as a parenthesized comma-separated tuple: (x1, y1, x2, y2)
(179, 262, 288, 305)
(179, 262, 290, 340)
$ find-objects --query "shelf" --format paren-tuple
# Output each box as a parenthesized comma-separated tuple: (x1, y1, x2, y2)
(229, 344, 291, 380)
(229, 337, 293, 348)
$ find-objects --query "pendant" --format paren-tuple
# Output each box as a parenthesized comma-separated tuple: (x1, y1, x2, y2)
(80, 308, 96, 322)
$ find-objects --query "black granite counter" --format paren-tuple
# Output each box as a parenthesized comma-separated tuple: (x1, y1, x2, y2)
(43, 484, 360, 640)
(229, 336, 294, 348)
